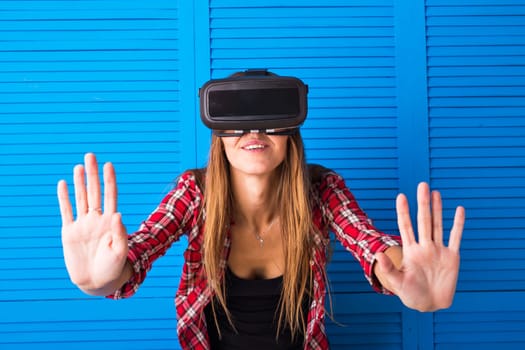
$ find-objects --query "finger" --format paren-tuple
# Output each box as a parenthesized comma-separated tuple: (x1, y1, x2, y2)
(85, 153, 102, 212)
(103, 162, 118, 213)
(431, 190, 444, 246)
(448, 206, 465, 252)
(73, 164, 88, 217)
(57, 180, 74, 225)
(416, 182, 432, 244)
(396, 193, 416, 246)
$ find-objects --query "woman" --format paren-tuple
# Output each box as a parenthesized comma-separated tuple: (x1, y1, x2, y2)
(58, 75, 465, 350)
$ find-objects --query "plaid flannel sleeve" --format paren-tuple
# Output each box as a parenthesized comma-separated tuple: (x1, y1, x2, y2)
(319, 171, 402, 294)
(107, 171, 200, 299)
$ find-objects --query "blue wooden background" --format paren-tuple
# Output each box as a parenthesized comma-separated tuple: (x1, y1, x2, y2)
(1, 0, 524, 349)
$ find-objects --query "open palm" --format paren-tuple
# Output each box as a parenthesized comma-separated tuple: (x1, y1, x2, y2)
(58, 153, 129, 295)
(375, 183, 465, 312)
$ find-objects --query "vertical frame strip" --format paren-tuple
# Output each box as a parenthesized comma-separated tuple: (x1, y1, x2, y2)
(179, 0, 198, 169)
(393, 0, 432, 349)
(194, 0, 212, 167)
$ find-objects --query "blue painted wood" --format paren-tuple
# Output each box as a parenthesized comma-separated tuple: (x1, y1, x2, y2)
(0, 299, 181, 350)
(425, 1, 525, 345)
(393, 0, 433, 348)
(0, 1, 186, 349)
(207, 1, 403, 348)
(434, 292, 525, 348)
(2, 0, 525, 348)
(325, 293, 403, 350)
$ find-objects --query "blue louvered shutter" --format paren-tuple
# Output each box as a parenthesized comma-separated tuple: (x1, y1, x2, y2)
(2, 0, 525, 349)
(0, 1, 191, 349)
(426, 1, 525, 348)
(206, 1, 404, 348)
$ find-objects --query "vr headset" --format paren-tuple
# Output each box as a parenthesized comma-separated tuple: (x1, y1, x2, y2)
(199, 69, 308, 136)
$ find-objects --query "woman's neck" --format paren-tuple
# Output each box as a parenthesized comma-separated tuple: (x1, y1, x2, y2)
(230, 170, 278, 227)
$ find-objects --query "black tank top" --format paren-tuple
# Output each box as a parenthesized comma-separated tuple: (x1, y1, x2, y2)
(204, 267, 307, 350)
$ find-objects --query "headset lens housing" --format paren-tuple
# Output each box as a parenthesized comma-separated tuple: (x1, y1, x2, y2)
(199, 71, 308, 133)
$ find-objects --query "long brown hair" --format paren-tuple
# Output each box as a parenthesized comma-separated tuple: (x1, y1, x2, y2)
(202, 130, 317, 339)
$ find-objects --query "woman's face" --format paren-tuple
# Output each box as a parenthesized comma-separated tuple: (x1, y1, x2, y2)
(221, 132, 288, 177)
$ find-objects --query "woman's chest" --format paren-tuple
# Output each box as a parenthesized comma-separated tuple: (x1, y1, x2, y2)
(227, 223, 285, 279)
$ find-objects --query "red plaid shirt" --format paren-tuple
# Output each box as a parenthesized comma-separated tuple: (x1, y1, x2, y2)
(108, 169, 401, 349)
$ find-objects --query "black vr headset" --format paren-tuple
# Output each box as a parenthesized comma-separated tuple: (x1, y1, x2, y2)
(199, 69, 308, 136)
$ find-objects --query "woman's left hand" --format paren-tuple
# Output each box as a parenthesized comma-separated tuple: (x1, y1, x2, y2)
(374, 182, 465, 312)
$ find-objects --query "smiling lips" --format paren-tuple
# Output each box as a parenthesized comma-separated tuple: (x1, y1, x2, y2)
(241, 141, 268, 151)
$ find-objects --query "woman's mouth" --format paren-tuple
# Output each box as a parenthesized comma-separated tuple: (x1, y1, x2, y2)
(243, 144, 266, 150)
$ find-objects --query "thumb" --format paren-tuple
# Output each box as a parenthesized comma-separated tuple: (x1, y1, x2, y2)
(374, 252, 402, 294)
(110, 212, 126, 235)
(110, 213, 128, 250)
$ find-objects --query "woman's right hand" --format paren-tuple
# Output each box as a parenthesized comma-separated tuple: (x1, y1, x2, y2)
(57, 153, 131, 296)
